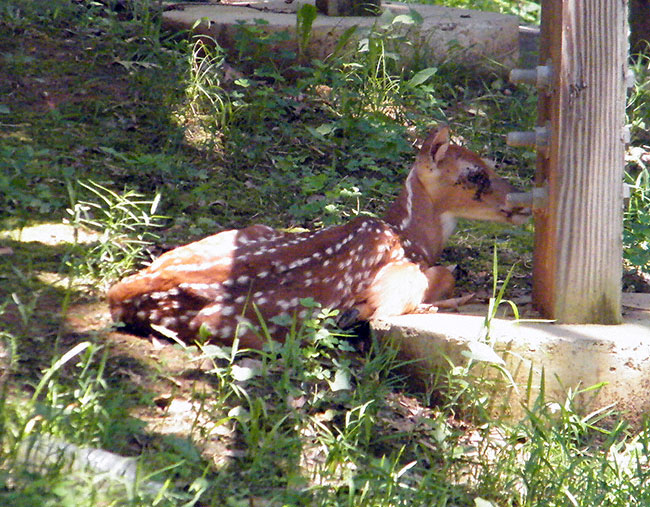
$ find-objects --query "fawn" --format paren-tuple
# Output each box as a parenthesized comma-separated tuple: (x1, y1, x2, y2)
(107, 126, 530, 348)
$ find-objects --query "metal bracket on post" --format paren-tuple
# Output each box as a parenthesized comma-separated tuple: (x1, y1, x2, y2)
(509, 62, 553, 92)
(506, 124, 551, 158)
(621, 126, 631, 145)
(507, 61, 553, 155)
(507, 186, 549, 212)
(627, 68, 636, 90)
(623, 182, 631, 208)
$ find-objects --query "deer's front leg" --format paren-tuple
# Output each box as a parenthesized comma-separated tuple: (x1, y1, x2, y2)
(352, 261, 432, 320)
(422, 266, 481, 311)
(352, 263, 456, 321)
(422, 266, 455, 303)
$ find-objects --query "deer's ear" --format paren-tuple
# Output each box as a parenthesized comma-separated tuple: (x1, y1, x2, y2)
(419, 126, 450, 165)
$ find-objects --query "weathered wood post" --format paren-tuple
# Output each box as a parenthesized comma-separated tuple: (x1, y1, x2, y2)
(508, 0, 629, 324)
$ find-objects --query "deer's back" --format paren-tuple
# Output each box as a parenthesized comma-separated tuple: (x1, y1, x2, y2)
(107, 217, 409, 345)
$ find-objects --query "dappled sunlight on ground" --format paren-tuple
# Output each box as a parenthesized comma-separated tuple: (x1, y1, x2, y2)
(0, 223, 100, 246)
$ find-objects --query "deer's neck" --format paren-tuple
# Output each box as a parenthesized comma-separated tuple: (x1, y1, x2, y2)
(383, 171, 456, 265)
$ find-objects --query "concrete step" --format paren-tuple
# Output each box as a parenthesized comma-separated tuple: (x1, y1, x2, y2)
(163, 0, 522, 72)
(372, 293, 650, 424)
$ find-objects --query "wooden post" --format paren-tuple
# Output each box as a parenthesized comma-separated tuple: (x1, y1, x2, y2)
(531, 0, 628, 323)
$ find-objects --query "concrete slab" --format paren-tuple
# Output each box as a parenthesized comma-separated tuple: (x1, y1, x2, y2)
(162, 1, 520, 71)
(372, 294, 650, 423)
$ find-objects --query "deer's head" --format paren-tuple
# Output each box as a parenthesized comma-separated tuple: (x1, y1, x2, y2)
(414, 126, 531, 225)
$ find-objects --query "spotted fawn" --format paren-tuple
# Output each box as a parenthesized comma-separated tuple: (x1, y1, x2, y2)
(107, 126, 530, 348)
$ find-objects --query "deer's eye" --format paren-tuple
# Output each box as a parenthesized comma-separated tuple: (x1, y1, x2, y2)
(455, 165, 492, 200)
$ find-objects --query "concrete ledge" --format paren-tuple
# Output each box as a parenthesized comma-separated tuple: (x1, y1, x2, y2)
(372, 299, 650, 423)
(163, 1, 520, 71)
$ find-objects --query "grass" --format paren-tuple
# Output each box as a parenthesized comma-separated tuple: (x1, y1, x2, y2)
(625, 50, 650, 272)
(1, 0, 650, 505)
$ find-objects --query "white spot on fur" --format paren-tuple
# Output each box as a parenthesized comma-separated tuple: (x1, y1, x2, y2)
(399, 170, 417, 230)
(272, 261, 287, 272)
(202, 304, 222, 316)
(440, 212, 457, 242)
(390, 248, 405, 260)
(289, 258, 309, 270)
(235, 315, 251, 326)
(161, 316, 177, 328)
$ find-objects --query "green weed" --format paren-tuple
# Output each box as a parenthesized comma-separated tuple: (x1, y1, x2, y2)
(66, 180, 166, 289)
(624, 50, 650, 271)
(184, 35, 234, 132)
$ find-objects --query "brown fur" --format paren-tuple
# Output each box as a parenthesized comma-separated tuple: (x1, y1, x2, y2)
(107, 127, 530, 348)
